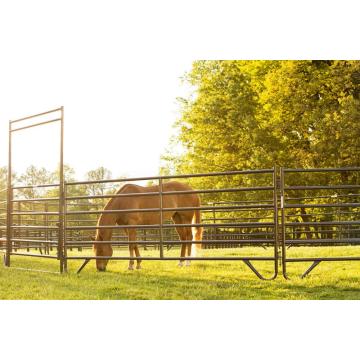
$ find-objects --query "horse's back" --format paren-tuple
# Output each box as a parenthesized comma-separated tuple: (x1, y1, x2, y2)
(117, 181, 193, 194)
(118, 181, 199, 208)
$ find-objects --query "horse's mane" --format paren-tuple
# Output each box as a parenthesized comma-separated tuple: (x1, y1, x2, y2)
(115, 182, 131, 194)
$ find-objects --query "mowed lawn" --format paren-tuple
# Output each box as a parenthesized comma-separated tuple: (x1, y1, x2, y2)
(1, 246, 360, 300)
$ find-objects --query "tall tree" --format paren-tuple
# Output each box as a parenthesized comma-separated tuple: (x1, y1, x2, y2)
(85, 167, 113, 196)
(17, 165, 54, 199)
(162, 60, 360, 222)
(164, 60, 360, 174)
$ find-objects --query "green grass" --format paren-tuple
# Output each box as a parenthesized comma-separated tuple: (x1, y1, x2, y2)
(1, 246, 360, 299)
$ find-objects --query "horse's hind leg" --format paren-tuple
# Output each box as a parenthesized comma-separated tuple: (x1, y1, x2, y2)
(128, 229, 136, 270)
(173, 213, 186, 267)
(185, 227, 193, 266)
(175, 228, 187, 267)
(134, 245, 142, 269)
(179, 242, 186, 267)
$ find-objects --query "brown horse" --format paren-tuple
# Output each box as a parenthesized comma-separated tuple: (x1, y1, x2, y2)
(93, 181, 203, 271)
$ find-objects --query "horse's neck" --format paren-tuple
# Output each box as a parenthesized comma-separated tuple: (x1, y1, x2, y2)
(97, 199, 118, 240)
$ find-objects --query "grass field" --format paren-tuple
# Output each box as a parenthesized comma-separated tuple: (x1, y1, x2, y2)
(1, 246, 360, 300)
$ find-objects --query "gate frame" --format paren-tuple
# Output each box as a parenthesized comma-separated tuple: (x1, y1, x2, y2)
(5, 107, 65, 273)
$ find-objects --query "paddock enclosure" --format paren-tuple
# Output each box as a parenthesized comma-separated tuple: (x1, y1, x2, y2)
(0, 108, 359, 279)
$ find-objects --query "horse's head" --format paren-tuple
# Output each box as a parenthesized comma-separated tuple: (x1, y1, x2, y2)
(93, 234, 113, 271)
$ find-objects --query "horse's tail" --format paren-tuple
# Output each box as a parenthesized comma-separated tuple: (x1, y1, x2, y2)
(192, 209, 203, 255)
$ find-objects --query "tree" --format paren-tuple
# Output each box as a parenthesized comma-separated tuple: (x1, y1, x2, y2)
(17, 165, 54, 199)
(85, 166, 113, 196)
(164, 60, 360, 174)
(162, 60, 360, 226)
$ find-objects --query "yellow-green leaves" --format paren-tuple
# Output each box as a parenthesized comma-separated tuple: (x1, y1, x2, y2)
(165, 60, 360, 174)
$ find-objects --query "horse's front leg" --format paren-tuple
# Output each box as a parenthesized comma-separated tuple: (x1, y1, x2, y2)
(128, 229, 136, 270)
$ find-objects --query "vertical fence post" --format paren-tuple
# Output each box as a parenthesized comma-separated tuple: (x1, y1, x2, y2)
(280, 167, 288, 278)
(16, 200, 21, 252)
(5, 121, 13, 267)
(44, 202, 49, 254)
(63, 182, 68, 272)
(159, 177, 164, 258)
(58, 106, 65, 273)
(212, 202, 217, 249)
(272, 165, 279, 277)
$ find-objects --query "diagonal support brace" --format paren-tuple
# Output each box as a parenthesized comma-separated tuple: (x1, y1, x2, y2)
(301, 260, 321, 279)
(242, 259, 277, 280)
(76, 259, 90, 274)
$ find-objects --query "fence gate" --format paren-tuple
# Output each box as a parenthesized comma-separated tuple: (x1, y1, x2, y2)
(280, 167, 360, 278)
(63, 168, 280, 279)
(3, 107, 65, 273)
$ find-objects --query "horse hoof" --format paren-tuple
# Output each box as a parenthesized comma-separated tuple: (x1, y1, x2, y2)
(128, 265, 134, 270)
(185, 260, 191, 266)
(178, 262, 184, 267)
(136, 265, 142, 270)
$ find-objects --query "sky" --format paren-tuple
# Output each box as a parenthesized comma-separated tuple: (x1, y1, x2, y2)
(0, 1, 197, 180)
(0, 57, 193, 180)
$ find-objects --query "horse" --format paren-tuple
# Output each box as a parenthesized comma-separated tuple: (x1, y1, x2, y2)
(93, 181, 203, 271)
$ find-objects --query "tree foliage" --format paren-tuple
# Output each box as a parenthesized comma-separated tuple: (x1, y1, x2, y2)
(85, 166, 113, 196)
(163, 60, 360, 174)
(0, 165, 115, 233)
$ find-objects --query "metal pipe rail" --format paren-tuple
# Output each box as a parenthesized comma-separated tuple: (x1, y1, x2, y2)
(284, 203, 360, 209)
(67, 255, 275, 261)
(285, 185, 360, 191)
(284, 238, 360, 244)
(12, 183, 60, 190)
(12, 197, 60, 203)
(286, 221, 360, 227)
(212, 199, 274, 204)
(11, 226, 60, 230)
(10, 107, 62, 124)
(287, 227, 360, 232)
(286, 193, 360, 201)
(9, 252, 58, 259)
(11, 119, 61, 133)
(284, 167, 360, 173)
(9, 238, 59, 244)
(11, 204, 274, 217)
(65, 238, 276, 245)
(65, 186, 274, 202)
(285, 210, 359, 217)
(65, 168, 274, 186)
(9, 223, 276, 230)
(65, 222, 275, 230)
